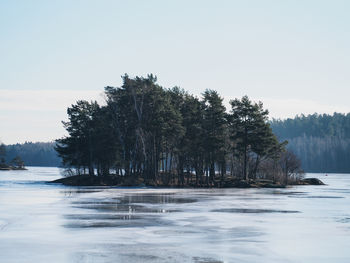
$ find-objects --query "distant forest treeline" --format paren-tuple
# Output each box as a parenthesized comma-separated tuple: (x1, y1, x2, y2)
(4, 110, 350, 174)
(4, 142, 61, 167)
(271, 113, 350, 173)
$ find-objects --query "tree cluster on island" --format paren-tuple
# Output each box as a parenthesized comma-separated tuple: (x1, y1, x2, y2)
(0, 143, 26, 170)
(55, 75, 304, 187)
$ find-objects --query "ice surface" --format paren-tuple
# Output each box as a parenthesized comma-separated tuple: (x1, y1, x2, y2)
(0, 168, 349, 262)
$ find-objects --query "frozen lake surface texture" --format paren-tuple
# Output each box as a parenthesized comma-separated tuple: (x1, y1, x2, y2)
(0, 167, 349, 263)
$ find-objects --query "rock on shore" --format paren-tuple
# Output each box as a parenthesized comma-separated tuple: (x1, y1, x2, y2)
(298, 178, 325, 185)
(49, 175, 121, 186)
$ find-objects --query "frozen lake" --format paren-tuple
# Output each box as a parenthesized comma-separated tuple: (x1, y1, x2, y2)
(0, 167, 349, 263)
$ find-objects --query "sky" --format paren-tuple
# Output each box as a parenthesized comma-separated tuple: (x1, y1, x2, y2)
(1, 0, 350, 144)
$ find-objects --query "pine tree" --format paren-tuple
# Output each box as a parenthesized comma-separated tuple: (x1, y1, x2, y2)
(202, 90, 227, 184)
(55, 100, 99, 176)
(229, 96, 281, 180)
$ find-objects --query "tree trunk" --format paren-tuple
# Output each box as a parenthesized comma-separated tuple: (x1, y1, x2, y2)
(88, 164, 94, 176)
(209, 162, 215, 184)
(253, 156, 260, 179)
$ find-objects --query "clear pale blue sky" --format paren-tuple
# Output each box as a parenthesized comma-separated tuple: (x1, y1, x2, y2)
(1, 0, 350, 144)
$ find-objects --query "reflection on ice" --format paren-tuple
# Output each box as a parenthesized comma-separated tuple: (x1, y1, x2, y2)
(193, 257, 224, 263)
(291, 195, 344, 199)
(211, 208, 300, 213)
(71, 201, 182, 213)
(64, 193, 193, 228)
(338, 217, 350, 223)
(270, 191, 306, 195)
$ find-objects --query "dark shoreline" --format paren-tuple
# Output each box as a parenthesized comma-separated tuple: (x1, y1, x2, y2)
(0, 167, 27, 171)
(48, 175, 325, 188)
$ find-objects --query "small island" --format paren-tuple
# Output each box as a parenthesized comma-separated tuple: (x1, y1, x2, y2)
(52, 75, 323, 188)
(50, 173, 324, 188)
(0, 143, 27, 171)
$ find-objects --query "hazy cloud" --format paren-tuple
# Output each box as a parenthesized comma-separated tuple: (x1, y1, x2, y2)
(0, 89, 104, 144)
(0, 89, 104, 111)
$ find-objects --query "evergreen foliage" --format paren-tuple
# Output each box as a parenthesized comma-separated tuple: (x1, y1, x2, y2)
(10, 156, 25, 169)
(271, 113, 350, 172)
(4, 142, 60, 167)
(55, 75, 302, 185)
(0, 143, 6, 166)
(229, 96, 282, 180)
